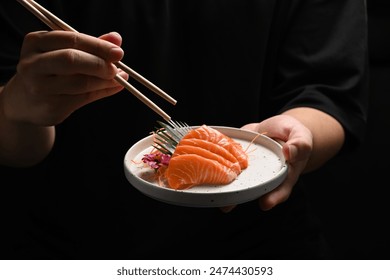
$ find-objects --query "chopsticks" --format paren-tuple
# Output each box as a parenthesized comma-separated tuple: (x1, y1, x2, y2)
(16, 0, 176, 121)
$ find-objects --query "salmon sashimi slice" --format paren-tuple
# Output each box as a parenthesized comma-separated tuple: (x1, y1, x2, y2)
(182, 125, 249, 169)
(164, 154, 238, 190)
(161, 125, 249, 190)
(173, 144, 241, 175)
(180, 138, 238, 163)
(178, 139, 240, 167)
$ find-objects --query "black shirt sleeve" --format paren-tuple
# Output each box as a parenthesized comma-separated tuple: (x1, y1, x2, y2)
(271, 0, 369, 152)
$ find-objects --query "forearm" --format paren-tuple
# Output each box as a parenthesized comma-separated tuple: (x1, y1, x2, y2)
(0, 85, 55, 167)
(282, 107, 345, 173)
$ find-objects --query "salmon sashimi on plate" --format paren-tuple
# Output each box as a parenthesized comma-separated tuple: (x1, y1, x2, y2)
(182, 125, 249, 169)
(164, 154, 238, 190)
(163, 125, 249, 190)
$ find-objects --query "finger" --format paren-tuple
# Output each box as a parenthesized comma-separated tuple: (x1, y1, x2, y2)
(28, 85, 123, 126)
(35, 79, 127, 125)
(282, 139, 312, 163)
(62, 83, 125, 109)
(23, 31, 124, 62)
(41, 70, 128, 95)
(242, 118, 312, 162)
(99, 32, 123, 47)
(219, 205, 237, 213)
(258, 164, 297, 211)
(241, 123, 261, 132)
(25, 49, 119, 79)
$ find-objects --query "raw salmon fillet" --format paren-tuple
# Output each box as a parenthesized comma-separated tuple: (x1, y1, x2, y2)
(164, 125, 249, 190)
(173, 141, 241, 175)
(165, 154, 238, 189)
(183, 125, 249, 169)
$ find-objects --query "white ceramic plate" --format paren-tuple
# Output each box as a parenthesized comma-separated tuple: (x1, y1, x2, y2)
(124, 126, 288, 207)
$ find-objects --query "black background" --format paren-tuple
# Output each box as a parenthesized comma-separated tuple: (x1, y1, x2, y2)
(304, 0, 390, 259)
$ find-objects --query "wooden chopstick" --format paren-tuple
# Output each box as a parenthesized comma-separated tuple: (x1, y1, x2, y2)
(17, 0, 176, 121)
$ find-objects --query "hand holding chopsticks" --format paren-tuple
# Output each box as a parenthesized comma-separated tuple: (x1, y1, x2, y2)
(16, 0, 176, 121)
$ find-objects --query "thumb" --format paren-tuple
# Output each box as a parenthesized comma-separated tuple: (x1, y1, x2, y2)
(283, 143, 298, 162)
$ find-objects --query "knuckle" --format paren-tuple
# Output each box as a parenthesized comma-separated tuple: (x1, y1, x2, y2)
(68, 32, 81, 49)
(62, 49, 79, 66)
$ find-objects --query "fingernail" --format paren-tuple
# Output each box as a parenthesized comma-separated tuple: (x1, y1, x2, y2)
(109, 31, 121, 38)
(110, 47, 124, 58)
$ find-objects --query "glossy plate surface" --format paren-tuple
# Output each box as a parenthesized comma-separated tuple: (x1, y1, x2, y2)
(124, 126, 288, 207)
